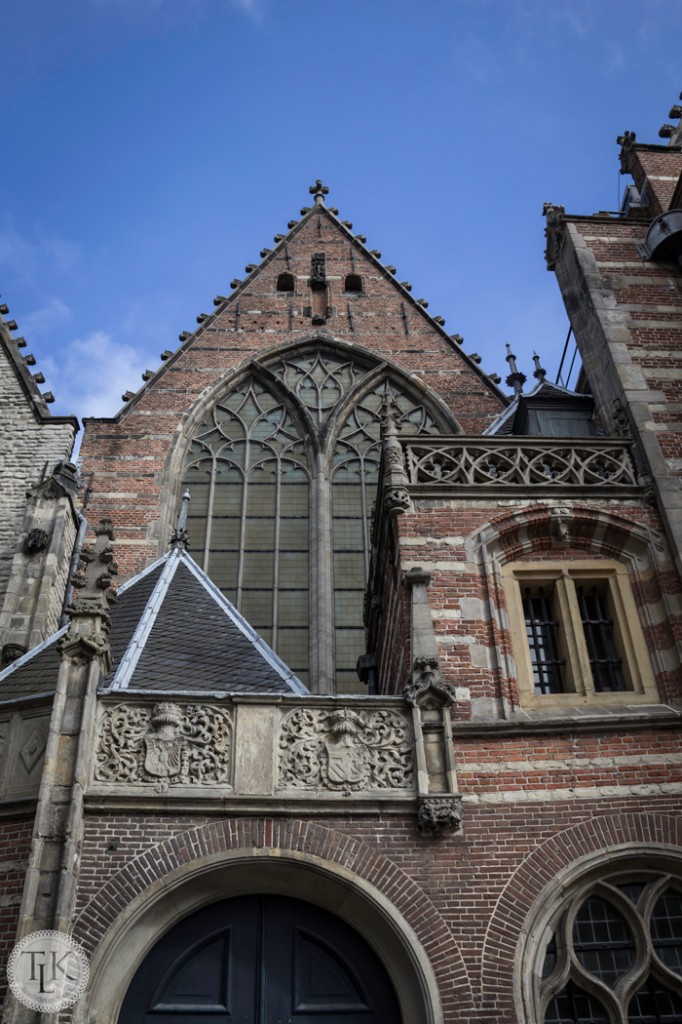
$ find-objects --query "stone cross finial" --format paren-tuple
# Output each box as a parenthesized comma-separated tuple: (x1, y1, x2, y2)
(505, 343, 526, 395)
(309, 179, 329, 205)
(170, 490, 191, 549)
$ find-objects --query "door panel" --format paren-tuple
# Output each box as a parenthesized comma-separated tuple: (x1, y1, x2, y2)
(120, 895, 402, 1023)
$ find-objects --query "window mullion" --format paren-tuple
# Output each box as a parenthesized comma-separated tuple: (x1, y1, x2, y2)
(236, 440, 249, 609)
(561, 576, 591, 696)
(203, 456, 217, 574)
(272, 458, 281, 647)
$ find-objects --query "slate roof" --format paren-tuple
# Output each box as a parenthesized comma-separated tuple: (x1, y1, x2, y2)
(483, 380, 590, 436)
(0, 629, 65, 704)
(105, 547, 307, 695)
(0, 548, 307, 703)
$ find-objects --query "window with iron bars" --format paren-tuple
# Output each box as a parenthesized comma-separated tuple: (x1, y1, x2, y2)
(502, 562, 657, 706)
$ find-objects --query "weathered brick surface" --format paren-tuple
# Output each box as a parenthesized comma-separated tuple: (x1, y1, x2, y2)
(0, 818, 33, 1007)
(78, 209, 506, 579)
(0, 339, 76, 609)
(71, 802, 682, 1023)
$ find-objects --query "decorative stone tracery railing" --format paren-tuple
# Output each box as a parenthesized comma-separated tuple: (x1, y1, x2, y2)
(401, 437, 640, 491)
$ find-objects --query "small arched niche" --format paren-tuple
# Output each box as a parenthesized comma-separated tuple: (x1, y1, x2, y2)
(344, 273, 363, 293)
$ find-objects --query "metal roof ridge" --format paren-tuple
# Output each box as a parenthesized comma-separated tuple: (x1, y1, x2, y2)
(109, 549, 181, 690)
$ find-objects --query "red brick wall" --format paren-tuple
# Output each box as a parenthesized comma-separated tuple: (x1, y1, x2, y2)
(0, 818, 34, 1010)
(79, 209, 505, 580)
(374, 498, 682, 708)
(72, 803, 682, 1023)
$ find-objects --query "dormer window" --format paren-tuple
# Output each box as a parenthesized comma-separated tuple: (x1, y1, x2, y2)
(276, 273, 295, 293)
(344, 274, 363, 294)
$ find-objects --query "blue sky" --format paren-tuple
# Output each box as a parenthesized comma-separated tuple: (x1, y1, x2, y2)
(2, 0, 680, 420)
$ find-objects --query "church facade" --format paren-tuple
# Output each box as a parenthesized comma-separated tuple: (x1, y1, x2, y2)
(0, 103, 681, 1024)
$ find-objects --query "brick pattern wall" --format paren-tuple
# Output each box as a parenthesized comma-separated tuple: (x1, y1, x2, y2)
(78, 209, 505, 580)
(625, 145, 682, 216)
(552, 143, 682, 587)
(70, 803, 682, 1023)
(375, 498, 682, 710)
(0, 818, 34, 1008)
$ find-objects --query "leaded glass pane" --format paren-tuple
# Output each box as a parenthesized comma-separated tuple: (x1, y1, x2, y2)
(544, 981, 609, 1024)
(572, 897, 636, 987)
(278, 590, 309, 626)
(183, 358, 440, 691)
(628, 976, 682, 1022)
(617, 883, 646, 905)
(182, 375, 310, 680)
(650, 889, 682, 976)
(241, 591, 272, 627)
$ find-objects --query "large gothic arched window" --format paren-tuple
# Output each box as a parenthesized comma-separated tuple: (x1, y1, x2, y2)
(182, 346, 449, 692)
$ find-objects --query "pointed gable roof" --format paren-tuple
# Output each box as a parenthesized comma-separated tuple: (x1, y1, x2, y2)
(0, 548, 307, 703)
(103, 189, 507, 422)
(103, 547, 307, 695)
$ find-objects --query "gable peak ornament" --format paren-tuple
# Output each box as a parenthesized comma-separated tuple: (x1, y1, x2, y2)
(309, 179, 329, 205)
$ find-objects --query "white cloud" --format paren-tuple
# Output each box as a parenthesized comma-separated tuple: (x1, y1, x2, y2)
(19, 297, 72, 340)
(230, 0, 263, 22)
(42, 330, 148, 419)
(0, 229, 80, 286)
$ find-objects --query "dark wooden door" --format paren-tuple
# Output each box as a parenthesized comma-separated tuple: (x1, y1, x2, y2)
(119, 894, 402, 1023)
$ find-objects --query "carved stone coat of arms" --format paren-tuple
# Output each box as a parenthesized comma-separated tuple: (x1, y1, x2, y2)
(95, 702, 232, 788)
(278, 708, 414, 792)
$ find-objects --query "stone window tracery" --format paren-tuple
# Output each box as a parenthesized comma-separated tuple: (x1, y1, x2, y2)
(182, 346, 445, 692)
(537, 873, 682, 1024)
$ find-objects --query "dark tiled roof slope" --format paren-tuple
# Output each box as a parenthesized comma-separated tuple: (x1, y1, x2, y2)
(122, 562, 296, 694)
(104, 562, 165, 684)
(0, 633, 62, 703)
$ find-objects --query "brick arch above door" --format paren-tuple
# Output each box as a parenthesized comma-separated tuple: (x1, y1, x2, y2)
(72, 817, 471, 1024)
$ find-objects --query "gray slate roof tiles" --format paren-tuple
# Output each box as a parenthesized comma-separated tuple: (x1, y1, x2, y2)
(0, 548, 307, 703)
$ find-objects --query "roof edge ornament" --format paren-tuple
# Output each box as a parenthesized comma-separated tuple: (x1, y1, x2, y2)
(505, 343, 527, 395)
(170, 490, 191, 550)
(308, 179, 329, 206)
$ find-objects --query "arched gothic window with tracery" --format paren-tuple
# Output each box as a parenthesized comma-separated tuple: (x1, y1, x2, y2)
(530, 868, 682, 1024)
(182, 346, 450, 692)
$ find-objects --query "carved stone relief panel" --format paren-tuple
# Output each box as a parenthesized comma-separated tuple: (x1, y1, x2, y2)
(0, 712, 49, 800)
(94, 702, 232, 790)
(278, 707, 414, 792)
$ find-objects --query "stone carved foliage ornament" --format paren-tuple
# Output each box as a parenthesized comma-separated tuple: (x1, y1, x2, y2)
(278, 707, 414, 792)
(24, 528, 49, 555)
(94, 703, 232, 789)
